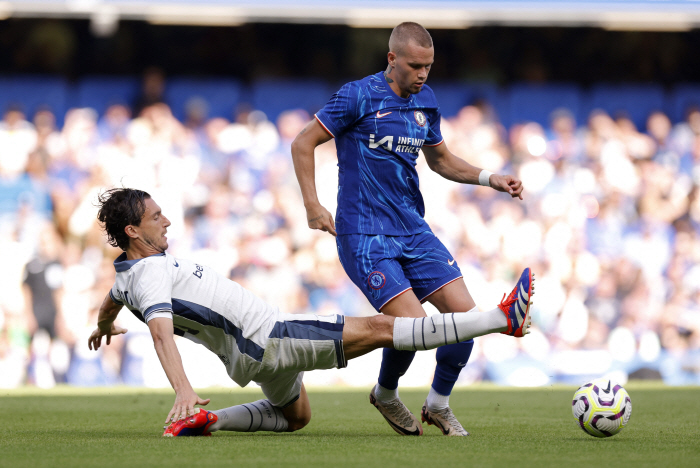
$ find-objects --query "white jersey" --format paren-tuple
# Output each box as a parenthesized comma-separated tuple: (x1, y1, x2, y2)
(110, 252, 281, 387)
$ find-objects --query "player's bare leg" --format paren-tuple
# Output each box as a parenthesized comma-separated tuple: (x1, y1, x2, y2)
(281, 384, 312, 432)
(369, 291, 428, 435)
(348, 269, 534, 436)
(165, 385, 311, 436)
(425, 278, 475, 313)
(422, 278, 476, 436)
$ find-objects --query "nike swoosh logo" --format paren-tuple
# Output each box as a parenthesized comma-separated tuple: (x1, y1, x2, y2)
(448, 259, 455, 266)
(603, 381, 611, 393)
(458, 362, 467, 367)
(385, 418, 421, 436)
(376, 111, 392, 118)
(174, 260, 179, 267)
(431, 319, 436, 333)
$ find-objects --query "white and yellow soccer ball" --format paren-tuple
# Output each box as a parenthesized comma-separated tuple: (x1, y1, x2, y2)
(572, 378, 632, 438)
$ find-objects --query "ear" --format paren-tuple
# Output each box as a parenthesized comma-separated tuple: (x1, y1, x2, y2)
(124, 225, 139, 241)
(387, 51, 396, 68)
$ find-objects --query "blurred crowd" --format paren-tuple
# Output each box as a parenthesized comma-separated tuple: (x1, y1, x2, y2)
(1, 83, 699, 389)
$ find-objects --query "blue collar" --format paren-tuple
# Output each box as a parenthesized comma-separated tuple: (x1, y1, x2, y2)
(113, 252, 165, 272)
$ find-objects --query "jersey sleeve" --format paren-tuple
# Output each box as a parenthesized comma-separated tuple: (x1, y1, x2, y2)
(423, 107, 444, 147)
(109, 284, 124, 305)
(132, 263, 174, 322)
(314, 81, 360, 138)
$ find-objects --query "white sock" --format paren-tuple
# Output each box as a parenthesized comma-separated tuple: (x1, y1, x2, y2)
(374, 383, 399, 402)
(210, 399, 288, 432)
(426, 387, 450, 412)
(393, 308, 506, 351)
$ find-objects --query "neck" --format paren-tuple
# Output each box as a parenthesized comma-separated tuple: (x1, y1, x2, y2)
(125, 240, 162, 261)
(384, 67, 410, 99)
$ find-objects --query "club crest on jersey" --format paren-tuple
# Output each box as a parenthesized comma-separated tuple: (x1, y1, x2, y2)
(368, 271, 386, 290)
(414, 110, 426, 127)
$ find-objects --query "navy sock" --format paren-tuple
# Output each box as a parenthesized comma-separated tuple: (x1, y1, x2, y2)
(377, 348, 416, 390)
(431, 340, 474, 396)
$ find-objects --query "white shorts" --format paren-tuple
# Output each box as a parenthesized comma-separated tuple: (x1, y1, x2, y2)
(255, 313, 348, 408)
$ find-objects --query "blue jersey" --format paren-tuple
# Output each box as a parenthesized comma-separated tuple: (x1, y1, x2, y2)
(315, 71, 443, 236)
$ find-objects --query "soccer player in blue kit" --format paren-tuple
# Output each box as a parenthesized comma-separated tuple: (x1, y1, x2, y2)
(292, 22, 529, 436)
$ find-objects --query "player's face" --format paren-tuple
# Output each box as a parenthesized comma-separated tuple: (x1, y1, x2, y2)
(135, 197, 171, 253)
(390, 41, 434, 96)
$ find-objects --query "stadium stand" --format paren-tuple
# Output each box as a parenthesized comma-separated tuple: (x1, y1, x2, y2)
(1, 75, 699, 390)
(585, 84, 668, 129)
(165, 77, 243, 122)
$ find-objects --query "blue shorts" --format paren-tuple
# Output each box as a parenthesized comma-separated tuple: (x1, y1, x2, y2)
(337, 231, 463, 311)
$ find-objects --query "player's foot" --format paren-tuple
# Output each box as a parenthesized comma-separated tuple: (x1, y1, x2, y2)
(499, 268, 535, 337)
(369, 388, 423, 436)
(421, 402, 469, 436)
(162, 408, 217, 437)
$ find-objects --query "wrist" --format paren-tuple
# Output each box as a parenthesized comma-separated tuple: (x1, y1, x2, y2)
(478, 170, 494, 187)
(97, 319, 113, 332)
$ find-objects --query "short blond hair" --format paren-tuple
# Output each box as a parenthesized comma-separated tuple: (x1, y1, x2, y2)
(389, 22, 433, 55)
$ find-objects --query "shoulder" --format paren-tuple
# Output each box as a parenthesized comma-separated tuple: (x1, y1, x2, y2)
(338, 73, 382, 95)
(138, 253, 168, 270)
(129, 254, 170, 283)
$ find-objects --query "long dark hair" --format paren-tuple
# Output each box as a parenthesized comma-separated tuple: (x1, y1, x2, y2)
(96, 188, 151, 250)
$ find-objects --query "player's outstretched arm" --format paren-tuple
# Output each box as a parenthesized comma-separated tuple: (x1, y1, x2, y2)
(147, 317, 210, 423)
(291, 119, 337, 236)
(422, 142, 523, 199)
(88, 293, 127, 351)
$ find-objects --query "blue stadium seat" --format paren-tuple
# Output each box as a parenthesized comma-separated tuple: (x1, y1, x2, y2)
(427, 82, 474, 118)
(75, 76, 140, 117)
(251, 79, 334, 123)
(584, 84, 667, 130)
(165, 77, 243, 122)
(668, 84, 700, 124)
(428, 81, 508, 125)
(508, 83, 582, 128)
(0, 75, 69, 126)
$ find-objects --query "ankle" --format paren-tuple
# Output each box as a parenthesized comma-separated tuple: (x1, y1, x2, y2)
(374, 383, 399, 402)
(426, 387, 450, 412)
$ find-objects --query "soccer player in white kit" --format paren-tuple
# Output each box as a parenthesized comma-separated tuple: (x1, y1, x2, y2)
(88, 188, 534, 436)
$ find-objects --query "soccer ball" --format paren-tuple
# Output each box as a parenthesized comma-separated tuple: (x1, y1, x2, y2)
(571, 378, 632, 438)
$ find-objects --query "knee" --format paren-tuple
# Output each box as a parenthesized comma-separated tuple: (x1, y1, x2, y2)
(368, 315, 394, 342)
(286, 411, 311, 432)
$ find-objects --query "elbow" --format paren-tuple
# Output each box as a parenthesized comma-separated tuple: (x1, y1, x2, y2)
(426, 159, 442, 175)
(291, 136, 306, 160)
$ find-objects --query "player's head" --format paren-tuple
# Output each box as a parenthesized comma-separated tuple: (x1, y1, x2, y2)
(387, 22, 434, 95)
(97, 188, 171, 253)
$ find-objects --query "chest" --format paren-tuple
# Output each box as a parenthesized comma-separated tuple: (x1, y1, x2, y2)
(354, 105, 431, 139)
(351, 107, 431, 159)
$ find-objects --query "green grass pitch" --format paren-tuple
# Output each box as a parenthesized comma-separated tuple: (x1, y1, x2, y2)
(1, 384, 699, 468)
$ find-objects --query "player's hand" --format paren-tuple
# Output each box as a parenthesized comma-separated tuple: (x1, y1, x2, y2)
(166, 389, 210, 423)
(87, 324, 128, 350)
(305, 203, 337, 236)
(489, 174, 524, 200)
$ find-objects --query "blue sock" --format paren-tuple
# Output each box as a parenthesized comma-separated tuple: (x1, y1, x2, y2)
(431, 340, 474, 396)
(377, 348, 416, 390)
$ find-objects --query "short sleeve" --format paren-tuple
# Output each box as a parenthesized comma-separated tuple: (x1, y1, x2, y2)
(423, 108, 444, 147)
(132, 264, 174, 322)
(314, 82, 360, 138)
(109, 284, 124, 305)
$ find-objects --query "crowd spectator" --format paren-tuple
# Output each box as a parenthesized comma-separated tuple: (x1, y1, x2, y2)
(1, 94, 698, 389)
